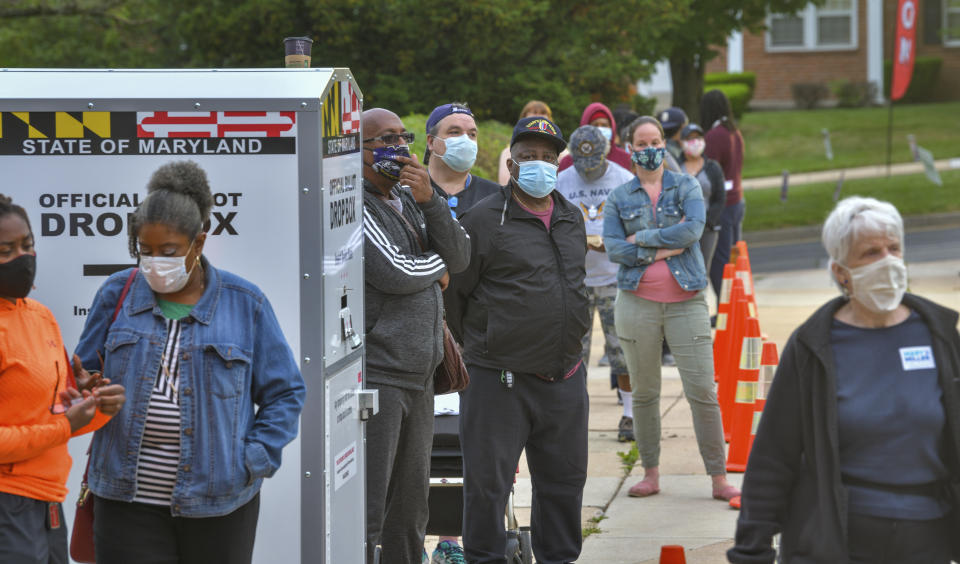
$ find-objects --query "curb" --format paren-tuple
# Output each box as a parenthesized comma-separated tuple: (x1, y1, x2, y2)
(744, 211, 960, 246)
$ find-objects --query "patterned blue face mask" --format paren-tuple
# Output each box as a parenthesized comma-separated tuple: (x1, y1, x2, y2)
(631, 146, 665, 171)
(512, 159, 558, 198)
(371, 145, 411, 181)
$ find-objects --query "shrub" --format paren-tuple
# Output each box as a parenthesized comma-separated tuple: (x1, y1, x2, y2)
(704, 71, 757, 97)
(710, 83, 751, 118)
(830, 80, 879, 107)
(791, 83, 830, 109)
(883, 56, 943, 103)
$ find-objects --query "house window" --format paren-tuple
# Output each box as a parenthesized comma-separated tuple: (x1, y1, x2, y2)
(767, 1, 858, 51)
(946, 0, 960, 45)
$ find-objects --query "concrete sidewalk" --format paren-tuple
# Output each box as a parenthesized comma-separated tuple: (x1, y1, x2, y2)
(574, 258, 960, 564)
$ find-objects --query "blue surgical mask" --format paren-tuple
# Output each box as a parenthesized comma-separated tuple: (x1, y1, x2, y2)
(631, 146, 665, 171)
(597, 126, 613, 141)
(512, 160, 557, 198)
(438, 134, 478, 172)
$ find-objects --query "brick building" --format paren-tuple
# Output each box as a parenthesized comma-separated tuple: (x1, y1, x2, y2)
(638, 0, 959, 108)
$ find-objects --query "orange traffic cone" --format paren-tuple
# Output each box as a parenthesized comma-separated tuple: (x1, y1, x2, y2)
(735, 254, 757, 319)
(659, 545, 686, 564)
(752, 342, 780, 442)
(713, 263, 737, 383)
(719, 287, 750, 443)
(726, 317, 762, 472)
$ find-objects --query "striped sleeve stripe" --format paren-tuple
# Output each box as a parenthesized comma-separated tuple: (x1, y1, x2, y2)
(363, 208, 447, 276)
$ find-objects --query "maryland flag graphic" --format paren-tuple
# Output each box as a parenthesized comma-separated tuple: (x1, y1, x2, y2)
(1, 111, 296, 156)
(322, 81, 361, 158)
(0, 111, 128, 140)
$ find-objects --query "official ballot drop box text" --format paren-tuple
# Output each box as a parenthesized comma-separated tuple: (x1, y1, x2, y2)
(0, 68, 368, 563)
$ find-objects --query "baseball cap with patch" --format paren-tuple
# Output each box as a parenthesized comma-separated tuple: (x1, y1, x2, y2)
(658, 107, 688, 133)
(569, 125, 609, 175)
(510, 116, 566, 153)
(426, 103, 473, 134)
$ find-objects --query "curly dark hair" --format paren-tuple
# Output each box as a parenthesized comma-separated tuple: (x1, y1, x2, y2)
(128, 161, 213, 258)
(0, 193, 31, 233)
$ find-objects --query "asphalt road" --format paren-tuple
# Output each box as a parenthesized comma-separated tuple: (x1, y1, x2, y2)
(748, 225, 960, 273)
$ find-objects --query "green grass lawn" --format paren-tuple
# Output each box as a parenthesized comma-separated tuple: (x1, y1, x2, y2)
(740, 102, 960, 179)
(743, 169, 960, 232)
(400, 113, 513, 182)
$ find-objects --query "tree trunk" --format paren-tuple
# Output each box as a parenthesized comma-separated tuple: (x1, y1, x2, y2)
(669, 52, 706, 124)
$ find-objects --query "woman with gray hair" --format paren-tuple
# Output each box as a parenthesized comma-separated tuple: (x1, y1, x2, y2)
(729, 196, 960, 563)
(74, 161, 306, 564)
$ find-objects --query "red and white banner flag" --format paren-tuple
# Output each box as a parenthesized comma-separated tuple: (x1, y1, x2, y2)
(137, 111, 297, 138)
(340, 82, 361, 135)
(891, 0, 917, 101)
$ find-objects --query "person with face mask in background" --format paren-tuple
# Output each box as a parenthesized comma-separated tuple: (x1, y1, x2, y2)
(603, 116, 739, 503)
(679, 123, 726, 280)
(497, 100, 567, 185)
(73, 162, 305, 564)
(446, 117, 590, 564)
(558, 102, 632, 173)
(359, 109, 471, 564)
(556, 125, 635, 443)
(730, 196, 960, 564)
(658, 107, 688, 173)
(1, 193, 125, 564)
(424, 103, 500, 222)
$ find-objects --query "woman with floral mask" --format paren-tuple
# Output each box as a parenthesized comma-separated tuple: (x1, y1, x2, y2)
(73, 161, 305, 564)
(730, 196, 960, 564)
(603, 116, 739, 502)
(678, 123, 726, 279)
(1, 193, 125, 564)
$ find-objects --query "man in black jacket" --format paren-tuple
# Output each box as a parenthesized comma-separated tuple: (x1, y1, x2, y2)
(446, 117, 590, 564)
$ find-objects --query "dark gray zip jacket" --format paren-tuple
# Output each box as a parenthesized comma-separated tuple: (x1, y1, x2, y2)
(362, 180, 470, 390)
(728, 293, 960, 563)
(445, 185, 589, 380)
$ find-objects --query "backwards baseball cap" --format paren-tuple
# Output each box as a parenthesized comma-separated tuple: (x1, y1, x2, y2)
(426, 103, 473, 135)
(510, 116, 566, 153)
(569, 126, 609, 174)
(658, 107, 688, 133)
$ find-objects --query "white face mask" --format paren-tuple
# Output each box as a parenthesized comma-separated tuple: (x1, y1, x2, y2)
(841, 254, 907, 313)
(596, 126, 613, 141)
(140, 241, 198, 294)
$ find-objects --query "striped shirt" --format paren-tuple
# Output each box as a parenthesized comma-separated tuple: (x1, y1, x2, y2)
(132, 318, 183, 506)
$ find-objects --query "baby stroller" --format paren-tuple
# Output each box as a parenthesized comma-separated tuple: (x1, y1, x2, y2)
(427, 407, 533, 564)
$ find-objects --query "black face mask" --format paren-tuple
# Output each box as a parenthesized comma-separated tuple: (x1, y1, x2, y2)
(0, 254, 37, 299)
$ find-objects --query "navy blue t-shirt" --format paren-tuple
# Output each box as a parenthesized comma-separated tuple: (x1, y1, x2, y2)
(832, 311, 951, 519)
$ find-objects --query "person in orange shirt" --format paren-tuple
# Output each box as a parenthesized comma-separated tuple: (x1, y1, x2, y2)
(0, 193, 126, 564)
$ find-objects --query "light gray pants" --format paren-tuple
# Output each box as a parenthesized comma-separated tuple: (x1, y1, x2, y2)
(614, 289, 727, 474)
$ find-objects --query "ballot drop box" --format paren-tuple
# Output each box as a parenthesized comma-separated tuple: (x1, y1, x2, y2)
(0, 68, 371, 563)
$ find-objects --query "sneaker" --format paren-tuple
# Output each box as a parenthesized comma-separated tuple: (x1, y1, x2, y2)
(598, 354, 610, 367)
(432, 540, 466, 564)
(617, 416, 634, 442)
(661, 352, 676, 367)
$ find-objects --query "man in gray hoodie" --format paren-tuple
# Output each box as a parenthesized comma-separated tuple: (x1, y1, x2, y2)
(360, 108, 471, 564)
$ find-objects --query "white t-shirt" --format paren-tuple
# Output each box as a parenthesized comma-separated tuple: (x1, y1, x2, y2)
(556, 161, 634, 287)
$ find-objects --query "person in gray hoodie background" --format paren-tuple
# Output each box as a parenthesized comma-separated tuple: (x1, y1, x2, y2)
(360, 108, 471, 564)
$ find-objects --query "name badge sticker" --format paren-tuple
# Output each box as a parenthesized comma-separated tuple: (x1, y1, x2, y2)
(900, 346, 936, 371)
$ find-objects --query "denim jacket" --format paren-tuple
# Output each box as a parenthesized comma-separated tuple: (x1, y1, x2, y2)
(602, 169, 708, 292)
(74, 258, 305, 517)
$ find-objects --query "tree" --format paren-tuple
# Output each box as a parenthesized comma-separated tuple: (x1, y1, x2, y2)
(658, 0, 816, 122)
(0, 0, 675, 132)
